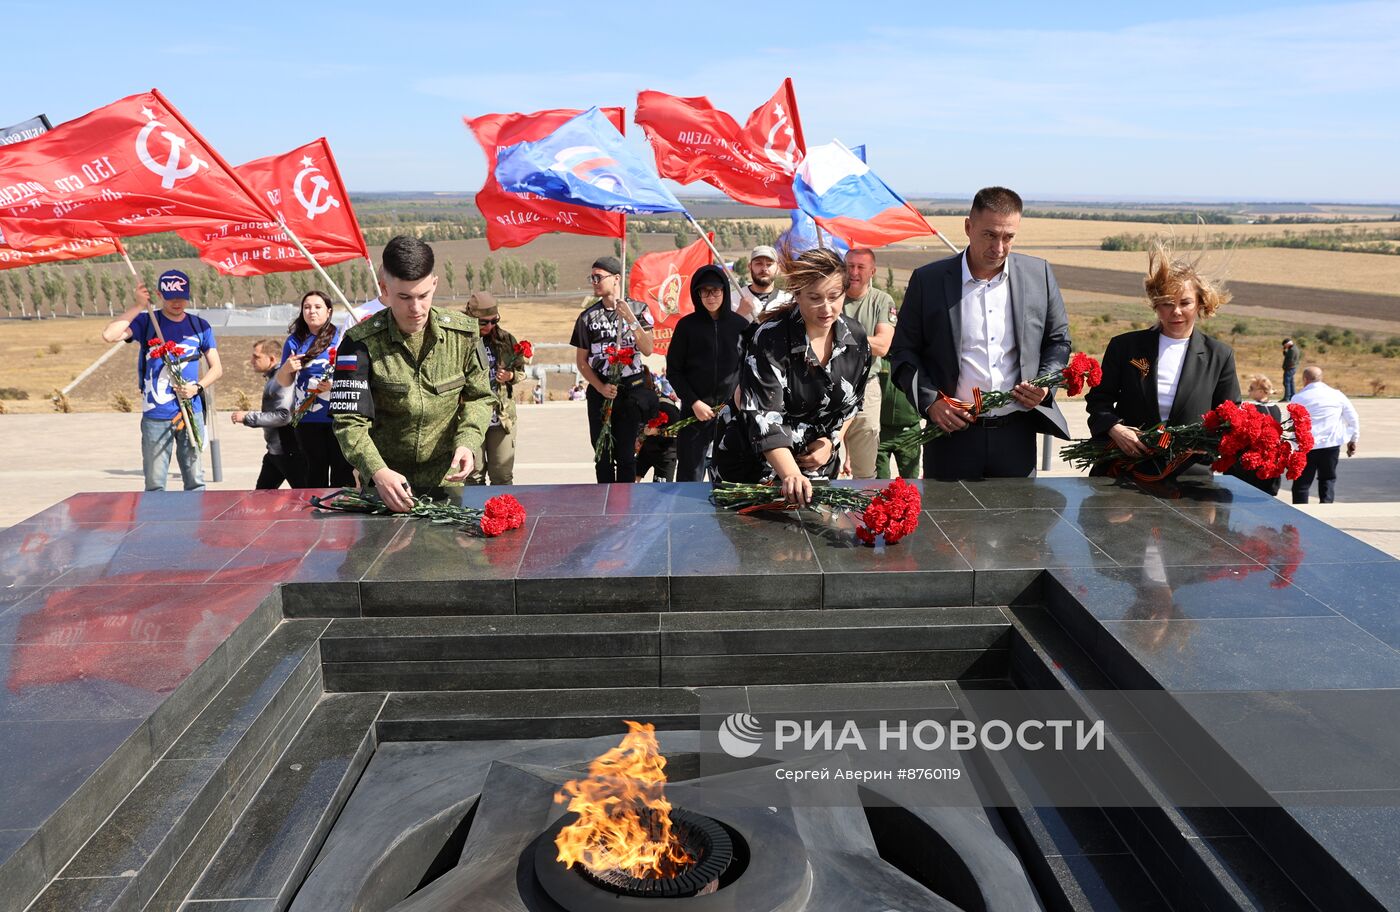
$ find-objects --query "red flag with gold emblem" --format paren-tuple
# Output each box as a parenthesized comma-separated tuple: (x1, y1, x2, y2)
(467, 107, 627, 250)
(176, 138, 368, 276)
(635, 79, 806, 209)
(627, 234, 712, 356)
(0, 90, 274, 248)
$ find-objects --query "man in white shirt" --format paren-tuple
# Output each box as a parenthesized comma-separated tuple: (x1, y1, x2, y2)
(1289, 366, 1359, 504)
(889, 187, 1071, 479)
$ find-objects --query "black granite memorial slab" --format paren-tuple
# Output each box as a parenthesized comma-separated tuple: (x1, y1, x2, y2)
(1287, 559, 1400, 648)
(515, 512, 670, 612)
(667, 511, 820, 610)
(458, 481, 609, 516)
(603, 480, 720, 515)
(1048, 563, 1337, 621)
(805, 511, 976, 608)
(209, 517, 406, 585)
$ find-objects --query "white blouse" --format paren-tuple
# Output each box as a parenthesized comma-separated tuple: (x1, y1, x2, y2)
(1156, 334, 1190, 420)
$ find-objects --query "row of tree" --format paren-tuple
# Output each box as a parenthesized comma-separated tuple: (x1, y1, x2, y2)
(0, 253, 568, 318)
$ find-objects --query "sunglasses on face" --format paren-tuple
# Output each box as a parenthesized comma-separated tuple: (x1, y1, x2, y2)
(588, 273, 613, 283)
(479, 318, 500, 326)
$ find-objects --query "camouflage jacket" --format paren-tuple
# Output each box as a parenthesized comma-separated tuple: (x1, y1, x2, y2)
(331, 306, 493, 491)
(482, 325, 527, 430)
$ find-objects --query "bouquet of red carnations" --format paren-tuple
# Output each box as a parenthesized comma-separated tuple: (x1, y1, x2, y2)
(1061, 400, 1314, 482)
(710, 478, 922, 546)
(514, 340, 534, 360)
(309, 489, 527, 537)
(289, 346, 336, 428)
(594, 344, 635, 463)
(853, 478, 923, 545)
(148, 339, 203, 450)
(888, 353, 1103, 451)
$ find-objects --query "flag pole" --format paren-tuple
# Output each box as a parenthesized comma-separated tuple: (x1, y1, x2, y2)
(619, 215, 627, 286)
(363, 256, 379, 305)
(116, 241, 212, 465)
(682, 211, 743, 293)
(275, 219, 359, 325)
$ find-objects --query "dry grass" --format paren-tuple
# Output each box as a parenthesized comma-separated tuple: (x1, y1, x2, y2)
(1014, 246, 1400, 297)
(0, 317, 116, 411)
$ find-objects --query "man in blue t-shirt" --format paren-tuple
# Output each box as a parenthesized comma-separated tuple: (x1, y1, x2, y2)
(102, 269, 224, 490)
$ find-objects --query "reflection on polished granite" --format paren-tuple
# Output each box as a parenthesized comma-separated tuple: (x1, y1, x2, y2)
(0, 477, 1397, 910)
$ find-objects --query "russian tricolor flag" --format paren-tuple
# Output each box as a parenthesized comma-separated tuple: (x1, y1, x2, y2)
(792, 142, 933, 247)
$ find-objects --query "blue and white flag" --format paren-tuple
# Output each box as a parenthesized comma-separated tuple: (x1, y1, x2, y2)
(494, 107, 685, 215)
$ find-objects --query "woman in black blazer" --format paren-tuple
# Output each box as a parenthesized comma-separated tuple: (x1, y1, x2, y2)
(1085, 246, 1241, 476)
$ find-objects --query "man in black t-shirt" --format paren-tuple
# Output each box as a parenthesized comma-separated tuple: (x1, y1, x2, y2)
(570, 255, 656, 482)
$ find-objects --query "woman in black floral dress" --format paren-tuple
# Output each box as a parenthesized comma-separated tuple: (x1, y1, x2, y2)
(712, 248, 872, 506)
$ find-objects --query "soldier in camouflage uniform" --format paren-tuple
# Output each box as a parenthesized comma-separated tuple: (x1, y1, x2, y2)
(465, 291, 527, 485)
(331, 236, 493, 511)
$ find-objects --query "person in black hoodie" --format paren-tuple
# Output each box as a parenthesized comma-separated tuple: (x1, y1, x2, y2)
(665, 264, 748, 481)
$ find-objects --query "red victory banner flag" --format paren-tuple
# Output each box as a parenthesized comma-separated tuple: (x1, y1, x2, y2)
(0, 89, 275, 248)
(627, 234, 713, 356)
(177, 138, 368, 276)
(467, 108, 627, 250)
(0, 115, 121, 269)
(635, 79, 806, 209)
(0, 232, 119, 269)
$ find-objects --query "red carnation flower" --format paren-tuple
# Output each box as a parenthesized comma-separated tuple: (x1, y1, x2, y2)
(514, 340, 534, 359)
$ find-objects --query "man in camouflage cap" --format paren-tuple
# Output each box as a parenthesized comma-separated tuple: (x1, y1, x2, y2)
(465, 290, 526, 485)
(331, 236, 493, 511)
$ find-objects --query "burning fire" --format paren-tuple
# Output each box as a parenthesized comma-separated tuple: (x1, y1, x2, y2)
(554, 721, 694, 880)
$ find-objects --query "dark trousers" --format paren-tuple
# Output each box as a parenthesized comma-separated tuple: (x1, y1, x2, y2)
(586, 382, 644, 483)
(675, 420, 713, 482)
(1292, 445, 1340, 504)
(255, 452, 306, 490)
(295, 422, 354, 488)
(636, 443, 677, 482)
(923, 412, 1037, 481)
(1283, 368, 1296, 401)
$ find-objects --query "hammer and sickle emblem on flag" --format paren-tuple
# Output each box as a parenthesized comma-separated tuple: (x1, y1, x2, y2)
(293, 157, 340, 220)
(135, 108, 208, 189)
(763, 103, 799, 171)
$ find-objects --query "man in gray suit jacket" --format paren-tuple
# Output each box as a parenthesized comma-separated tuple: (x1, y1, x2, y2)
(889, 187, 1071, 480)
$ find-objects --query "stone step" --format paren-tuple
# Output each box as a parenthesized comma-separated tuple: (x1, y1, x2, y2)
(376, 680, 960, 741)
(182, 692, 385, 911)
(321, 607, 1011, 692)
(1000, 606, 1319, 912)
(17, 619, 325, 912)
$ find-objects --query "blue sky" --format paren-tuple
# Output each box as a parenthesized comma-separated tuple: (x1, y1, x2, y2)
(10, 1, 1398, 201)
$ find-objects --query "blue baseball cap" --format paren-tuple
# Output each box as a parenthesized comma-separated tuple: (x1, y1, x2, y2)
(158, 269, 190, 300)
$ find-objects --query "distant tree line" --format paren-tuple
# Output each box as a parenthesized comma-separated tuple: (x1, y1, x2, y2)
(1101, 225, 1400, 255)
(919, 207, 1235, 225)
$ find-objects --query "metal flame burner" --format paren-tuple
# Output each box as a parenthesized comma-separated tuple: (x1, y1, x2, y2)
(563, 808, 733, 899)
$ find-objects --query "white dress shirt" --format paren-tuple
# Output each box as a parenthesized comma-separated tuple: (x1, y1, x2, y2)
(956, 256, 1020, 416)
(1156, 334, 1190, 420)
(1290, 381, 1360, 448)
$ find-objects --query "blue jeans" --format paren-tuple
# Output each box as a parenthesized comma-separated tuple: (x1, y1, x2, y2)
(1283, 368, 1296, 401)
(141, 413, 205, 491)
